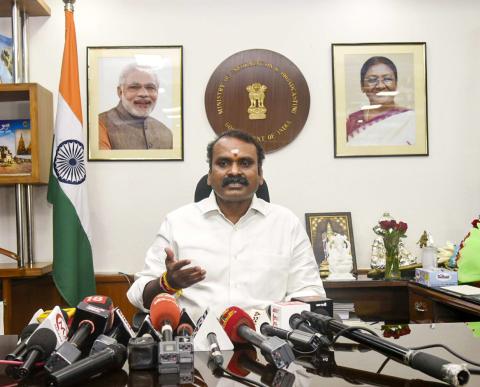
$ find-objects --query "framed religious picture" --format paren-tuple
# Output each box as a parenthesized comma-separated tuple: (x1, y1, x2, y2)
(87, 46, 183, 161)
(332, 43, 427, 157)
(305, 212, 357, 279)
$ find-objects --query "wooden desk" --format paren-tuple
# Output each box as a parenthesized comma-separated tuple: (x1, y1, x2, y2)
(408, 282, 480, 323)
(323, 275, 410, 322)
(324, 276, 480, 323)
(0, 262, 52, 334)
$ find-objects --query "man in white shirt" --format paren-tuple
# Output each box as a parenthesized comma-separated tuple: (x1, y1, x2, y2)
(127, 130, 325, 321)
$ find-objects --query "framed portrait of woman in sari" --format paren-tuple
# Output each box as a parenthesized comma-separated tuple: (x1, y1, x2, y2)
(332, 43, 427, 157)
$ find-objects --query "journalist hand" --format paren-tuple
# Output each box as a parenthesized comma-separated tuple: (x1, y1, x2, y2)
(164, 247, 206, 289)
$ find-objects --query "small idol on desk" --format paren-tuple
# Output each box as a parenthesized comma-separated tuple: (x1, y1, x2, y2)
(326, 233, 355, 280)
(370, 212, 416, 270)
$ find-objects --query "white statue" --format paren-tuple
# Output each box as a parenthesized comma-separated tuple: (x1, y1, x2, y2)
(326, 233, 355, 280)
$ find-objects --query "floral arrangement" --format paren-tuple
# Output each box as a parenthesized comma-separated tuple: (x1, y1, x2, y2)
(381, 324, 411, 339)
(373, 220, 408, 258)
(373, 220, 408, 279)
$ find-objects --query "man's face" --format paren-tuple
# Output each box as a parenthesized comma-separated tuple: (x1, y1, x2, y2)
(118, 69, 158, 117)
(207, 137, 264, 203)
(361, 63, 397, 106)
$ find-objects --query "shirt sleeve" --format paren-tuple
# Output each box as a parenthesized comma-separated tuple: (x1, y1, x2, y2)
(126, 218, 172, 311)
(285, 219, 326, 300)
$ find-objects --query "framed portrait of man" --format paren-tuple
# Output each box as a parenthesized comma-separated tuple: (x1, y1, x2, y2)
(332, 43, 427, 157)
(87, 46, 183, 161)
(305, 212, 357, 278)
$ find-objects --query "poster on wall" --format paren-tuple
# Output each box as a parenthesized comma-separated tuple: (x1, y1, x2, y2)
(332, 42, 428, 157)
(0, 33, 13, 84)
(87, 46, 183, 161)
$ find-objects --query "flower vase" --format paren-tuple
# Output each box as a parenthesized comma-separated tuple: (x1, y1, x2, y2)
(384, 250, 401, 280)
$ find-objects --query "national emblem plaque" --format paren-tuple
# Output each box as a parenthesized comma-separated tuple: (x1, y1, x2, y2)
(205, 49, 310, 153)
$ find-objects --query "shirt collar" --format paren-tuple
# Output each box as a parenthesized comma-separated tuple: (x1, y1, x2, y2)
(197, 190, 269, 217)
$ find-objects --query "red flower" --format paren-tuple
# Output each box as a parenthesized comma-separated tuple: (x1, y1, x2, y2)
(397, 222, 408, 233)
(472, 219, 480, 229)
(380, 220, 395, 230)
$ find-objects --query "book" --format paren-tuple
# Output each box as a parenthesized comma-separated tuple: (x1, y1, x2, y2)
(440, 285, 480, 296)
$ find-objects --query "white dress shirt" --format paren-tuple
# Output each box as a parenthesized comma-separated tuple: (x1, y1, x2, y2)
(127, 192, 325, 322)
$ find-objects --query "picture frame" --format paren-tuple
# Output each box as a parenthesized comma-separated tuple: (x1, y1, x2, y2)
(305, 212, 357, 277)
(87, 46, 183, 161)
(332, 42, 427, 157)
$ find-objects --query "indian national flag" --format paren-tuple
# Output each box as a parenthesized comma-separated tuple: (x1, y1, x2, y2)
(47, 5, 96, 306)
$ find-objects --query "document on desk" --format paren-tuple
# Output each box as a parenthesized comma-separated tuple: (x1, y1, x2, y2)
(441, 284, 480, 295)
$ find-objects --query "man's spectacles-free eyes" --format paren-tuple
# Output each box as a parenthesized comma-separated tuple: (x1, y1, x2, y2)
(364, 76, 395, 86)
(126, 83, 158, 93)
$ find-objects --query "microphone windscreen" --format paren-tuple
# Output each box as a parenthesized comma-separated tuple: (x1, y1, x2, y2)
(150, 294, 181, 331)
(20, 323, 39, 341)
(220, 306, 255, 343)
(176, 323, 193, 336)
(27, 328, 57, 359)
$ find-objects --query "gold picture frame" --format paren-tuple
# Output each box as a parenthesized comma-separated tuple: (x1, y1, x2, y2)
(332, 42, 427, 157)
(87, 46, 183, 161)
(305, 212, 357, 276)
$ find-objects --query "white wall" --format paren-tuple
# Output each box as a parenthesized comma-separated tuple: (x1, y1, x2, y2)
(1, 0, 479, 273)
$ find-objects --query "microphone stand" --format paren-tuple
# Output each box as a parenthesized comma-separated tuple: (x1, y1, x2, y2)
(296, 349, 448, 387)
(301, 311, 469, 386)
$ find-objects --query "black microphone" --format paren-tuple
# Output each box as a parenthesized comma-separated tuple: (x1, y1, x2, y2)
(260, 322, 328, 351)
(46, 342, 127, 387)
(207, 332, 224, 367)
(17, 328, 58, 379)
(45, 296, 114, 373)
(5, 322, 39, 360)
(301, 310, 470, 386)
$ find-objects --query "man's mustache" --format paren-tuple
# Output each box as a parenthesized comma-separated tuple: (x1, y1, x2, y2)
(222, 176, 249, 187)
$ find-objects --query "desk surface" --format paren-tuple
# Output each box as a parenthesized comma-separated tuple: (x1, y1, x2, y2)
(1, 322, 479, 386)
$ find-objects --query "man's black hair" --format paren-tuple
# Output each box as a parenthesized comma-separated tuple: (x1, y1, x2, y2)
(207, 129, 265, 172)
(360, 56, 398, 86)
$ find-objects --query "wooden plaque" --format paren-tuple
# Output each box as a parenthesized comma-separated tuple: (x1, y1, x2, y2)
(205, 49, 310, 153)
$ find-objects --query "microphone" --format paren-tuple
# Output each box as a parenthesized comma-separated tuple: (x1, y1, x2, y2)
(46, 342, 127, 387)
(5, 322, 39, 360)
(150, 293, 181, 341)
(136, 315, 162, 342)
(220, 306, 295, 369)
(177, 323, 194, 337)
(18, 328, 58, 379)
(260, 322, 327, 351)
(104, 308, 135, 347)
(289, 313, 321, 334)
(301, 310, 470, 386)
(207, 332, 224, 367)
(45, 295, 114, 373)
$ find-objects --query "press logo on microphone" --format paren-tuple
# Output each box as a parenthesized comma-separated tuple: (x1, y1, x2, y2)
(219, 307, 236, 328)
(55, 313, 68, 339)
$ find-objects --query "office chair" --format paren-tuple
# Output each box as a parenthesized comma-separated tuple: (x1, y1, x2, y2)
(194, 174, 270, 202)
